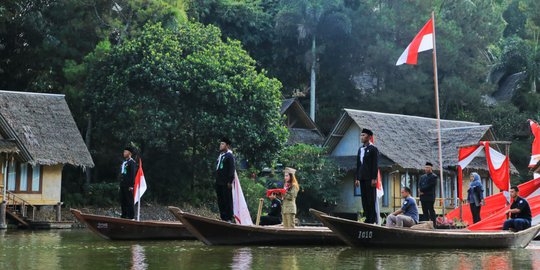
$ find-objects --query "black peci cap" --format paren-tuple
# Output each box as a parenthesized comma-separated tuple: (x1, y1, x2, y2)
(361, 128, 373, 136)
(425, 162, 433, 167)
(220, 137, 232, 145)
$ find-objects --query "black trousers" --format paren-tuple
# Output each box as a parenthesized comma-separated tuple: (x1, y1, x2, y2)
(215, 184, 233, 221)
(421, 200, 436, 222)
(119, 184, 134, 219)
(470, 204, 481, 224)
(360, 180, 377, 224)
(260, 215, 281, 226)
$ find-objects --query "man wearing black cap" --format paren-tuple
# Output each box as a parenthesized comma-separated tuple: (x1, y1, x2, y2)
(355, 128, 379, 224)
(419, 162, 438, 224)
(215, 137, 235, 222)
(119, 146, 137, 219)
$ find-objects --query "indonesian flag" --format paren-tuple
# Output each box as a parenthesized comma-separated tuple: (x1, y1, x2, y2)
(370, 136, 384, 198)
(396, 18, 434, 65)
(133, 159, 147, 205)
(232, 171, 253, 225)
(528, 119, 540, 168)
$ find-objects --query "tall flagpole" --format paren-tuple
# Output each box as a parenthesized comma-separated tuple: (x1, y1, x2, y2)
(431, 11, 445, 216)
(136, 158, 141, 221)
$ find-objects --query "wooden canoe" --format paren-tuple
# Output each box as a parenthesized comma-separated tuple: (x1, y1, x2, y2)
(168, 206, 343, 246)
(310, 209, 540, 249)
(70, 209, 195, 241)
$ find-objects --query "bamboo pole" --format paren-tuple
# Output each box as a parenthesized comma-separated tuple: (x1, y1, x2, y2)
(432, 11, 445, 216)
(255, 198, 264, 225)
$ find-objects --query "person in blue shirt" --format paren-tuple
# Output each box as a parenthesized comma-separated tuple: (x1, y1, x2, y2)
(386, 187, 419, 228)
(503, 186, 532, 232)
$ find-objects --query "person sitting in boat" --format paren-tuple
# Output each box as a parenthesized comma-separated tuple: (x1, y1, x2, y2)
(386, 187, 419, 228)
(503, 186, 532, 232)
(260, 190, 284, 226)
(282, 167, 299, 228)
(467, 172, 485, 224)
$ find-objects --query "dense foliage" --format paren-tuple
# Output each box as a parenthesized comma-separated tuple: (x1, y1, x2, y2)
(2, 0, 540, 208)
(279, 144, 343, 214)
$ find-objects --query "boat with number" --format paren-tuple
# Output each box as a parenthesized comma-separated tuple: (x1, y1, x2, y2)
(71, 209, 195, 240)
(310, 209, 540, 249)
(168, 206, 343, 246)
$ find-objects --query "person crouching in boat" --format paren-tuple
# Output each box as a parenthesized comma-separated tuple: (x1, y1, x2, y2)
(386, 187, 419, 228)
(467, 172, 485, 224)
(282, 167, 299, 228)
(260, 190, 283, 226)
(503, 186, 532, 232)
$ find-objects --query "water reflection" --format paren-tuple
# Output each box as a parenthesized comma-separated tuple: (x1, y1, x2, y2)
(1, 230, 540, 270)
(231, 247, 252, 270)
(130, 244, 148, 270)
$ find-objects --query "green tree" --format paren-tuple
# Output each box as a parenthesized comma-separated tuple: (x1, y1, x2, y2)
(275, 0, 351, 121)
(87, 22, 288, 202)
(279, 144, 343, 215)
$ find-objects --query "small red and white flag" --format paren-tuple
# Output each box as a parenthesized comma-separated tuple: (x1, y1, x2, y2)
(528, 120, 540, 168)
(396, 18, 434, 65)
(134, 159, 147, 205)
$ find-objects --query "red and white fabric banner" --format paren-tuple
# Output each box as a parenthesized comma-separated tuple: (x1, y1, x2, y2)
(457, 142, 510, 200)
(232, 171, 253, 225)
(447, 177, 540, 226)
(396, 18, 434, 65)
(529, 120, 540, 168)
(482, 141, 510, 192)
(457, 144, 484, 200)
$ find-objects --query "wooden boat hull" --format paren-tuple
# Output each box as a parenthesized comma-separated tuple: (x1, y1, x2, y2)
(70, 209, 195, 241)
(310, 209, 540, 249)
(168, 206, 343, 246)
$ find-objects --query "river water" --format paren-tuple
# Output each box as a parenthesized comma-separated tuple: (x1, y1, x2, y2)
(1, 229, 540, 270)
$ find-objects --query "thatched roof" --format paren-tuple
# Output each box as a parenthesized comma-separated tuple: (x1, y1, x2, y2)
(281, 98, 324, 145)
(325, 109, 516, 173)
(0, 90, 94, 167)
(287, 128, 325, 146)
(0, 139, 18, 153)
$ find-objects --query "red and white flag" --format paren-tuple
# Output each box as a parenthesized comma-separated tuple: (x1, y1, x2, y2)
(134, 159, 147, 205)
(370, 136, 384, 198)
(396, 18, 434, 65)
(528, 119, 540, 168)
(232, 171, 253, 225)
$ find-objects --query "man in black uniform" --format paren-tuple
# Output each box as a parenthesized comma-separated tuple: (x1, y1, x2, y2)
(120, 146, 137, 219)
(503, 186, 532, 232)
(215, 137, 235, 222)
(355, 128, 379, 224)
(260, 191, 282, 226)
(419, 162, 438, 223)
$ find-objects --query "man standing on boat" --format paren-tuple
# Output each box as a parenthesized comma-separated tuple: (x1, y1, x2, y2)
(419, 162, 437, 224)
(355, 128, 379, 224)
(503, 186, 532, 232)
(216, 137, 235, 222)
(120, 146, 137, 219)
(386, 187, 419, 228)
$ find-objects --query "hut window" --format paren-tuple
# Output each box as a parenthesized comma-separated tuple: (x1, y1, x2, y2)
(19, 163, 28, 191)
(31, 165, 41, 192)
(382, 173, 389, 207)
(7, 160, 16, 191)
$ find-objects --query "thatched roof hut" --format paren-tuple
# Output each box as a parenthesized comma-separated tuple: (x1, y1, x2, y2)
(0, 90, 94, 168)
(281, 98, 324, 145)
(325, 109, 516, 173)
